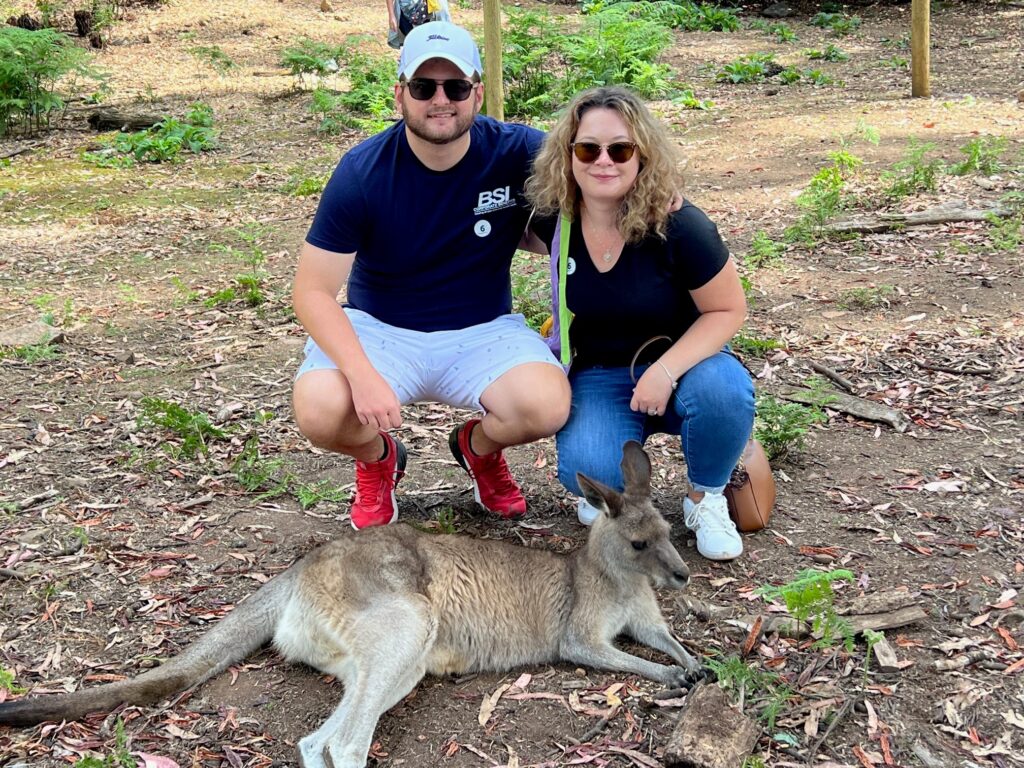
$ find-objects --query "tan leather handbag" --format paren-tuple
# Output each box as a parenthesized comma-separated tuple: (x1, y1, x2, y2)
(723, 439, 776, 532)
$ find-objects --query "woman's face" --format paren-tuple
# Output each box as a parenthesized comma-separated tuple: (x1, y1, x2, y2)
(571, 107, 640, 207)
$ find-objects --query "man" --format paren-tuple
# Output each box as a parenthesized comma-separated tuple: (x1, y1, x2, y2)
(292, 22, 570, 530)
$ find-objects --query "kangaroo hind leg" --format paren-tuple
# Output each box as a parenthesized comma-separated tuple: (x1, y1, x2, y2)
(298, 596, 435, 768)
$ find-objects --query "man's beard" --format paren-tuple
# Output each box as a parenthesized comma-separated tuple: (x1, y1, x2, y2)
(403, 103, 476, 145)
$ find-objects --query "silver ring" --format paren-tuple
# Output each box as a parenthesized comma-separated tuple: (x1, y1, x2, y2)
(648, 408, 658, 416)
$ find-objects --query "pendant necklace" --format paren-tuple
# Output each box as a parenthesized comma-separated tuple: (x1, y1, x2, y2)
(583, 211, 621, 265)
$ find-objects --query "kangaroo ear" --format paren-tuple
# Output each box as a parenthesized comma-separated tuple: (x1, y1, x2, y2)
(620, 440, 652, 497)
(576, 472, 624, 519)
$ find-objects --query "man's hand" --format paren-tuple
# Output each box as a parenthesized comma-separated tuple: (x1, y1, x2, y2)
(350, 368, 403, 430)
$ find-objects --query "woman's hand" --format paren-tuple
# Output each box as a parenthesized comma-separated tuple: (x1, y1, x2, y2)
(630, 366, 675, 417)
(350, 368, 403, 430)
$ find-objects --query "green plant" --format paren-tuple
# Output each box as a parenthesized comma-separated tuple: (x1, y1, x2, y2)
(83, 102, 217, 166)
(35, 0, 68, 28)
(436, 506, 458, 534)
(745, 231, 785, 269)
(501, 7, 564, 118)
(731, 331, 782, 358)
(0, 666, 26, 694)
(805, 43, 847, 62)
(671, 88, 713, 110)
(803, 69, 836, 86)
(716, 53, 775, 84)
(742, 756, 767, 768)
(881, 140, 942, 201)
(208, 224, 270, 307)
(778, 67, 801, 85)
(810, 12, 861, 36)
(837, 284, 895, 310)
(785, 149, 862, 244)
(0, 26, 97, 135)
(188, 44, 237, 76)
(137, 397, 229, 459)
(754, 393, 826, 461)
(295, 480, 348, 510)
(283, 170, 329, 197)
(985, 212, 1022, 251)
(171, 276, 200, 306)
(511, 250, 550, 331)
(880, 55, 909, 70)
(280, 37, 346, 80)
(767, 22, 796, 42)
(756, 569, 855, 650)
(862, 628, 884, 678)
(706, 654, 793, 730)
(950, 136, 1008, 176)
(203, 287, 236, 307)
(586, 1, 741, 33)
(74, 718, 134, 768)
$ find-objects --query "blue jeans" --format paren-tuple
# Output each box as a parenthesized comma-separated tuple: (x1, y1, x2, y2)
(556, 351, 755, 496)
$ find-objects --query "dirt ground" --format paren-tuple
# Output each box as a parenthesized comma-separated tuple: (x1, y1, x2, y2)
(1, 1, 1023, 766)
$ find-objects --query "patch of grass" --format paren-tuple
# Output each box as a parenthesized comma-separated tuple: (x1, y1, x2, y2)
(985, 212, 1022, 251)
(83, 102, 217, 167)
(804, 69, 837, 86)
(136, 397, 229, 459)
(283, 169, 329, 197)
(778, 67, 801, 85)
(766, 22, 796, 42)
(756, 569, 855, 650)
(716, 53, 775, 84)
(805, 44, 847, 62)
(754, 393, 827, 462)
(585, 1, 741, 33)
(881, 140, 942, 201)
(745, 231, 785, 269)
(280, 37, 346, 80)
(208, 223, 271, 307)
(0, 340, 60, 362)
(950, 136, 1008, 176)
(295, 480, 348, 510)
(837, 284, 895, 310)
(233, 437, 348, 509)
(171, 276, 201, 306)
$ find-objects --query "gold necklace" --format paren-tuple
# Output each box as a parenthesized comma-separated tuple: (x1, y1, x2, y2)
(582, 213, 622, 264)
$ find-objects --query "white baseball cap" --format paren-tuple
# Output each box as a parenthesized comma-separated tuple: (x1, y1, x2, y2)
(397, 21, 482, 80)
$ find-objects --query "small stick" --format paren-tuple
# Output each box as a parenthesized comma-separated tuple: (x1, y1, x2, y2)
(806, 696, 856, 763)
(809, 361, 855, 392)
(915, 360, 995, 377)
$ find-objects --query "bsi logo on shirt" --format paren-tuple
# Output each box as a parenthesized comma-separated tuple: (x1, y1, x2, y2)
(473, 186, 515, 214)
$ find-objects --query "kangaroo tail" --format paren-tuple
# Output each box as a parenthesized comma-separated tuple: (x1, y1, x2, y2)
(0, 565, 299, 727)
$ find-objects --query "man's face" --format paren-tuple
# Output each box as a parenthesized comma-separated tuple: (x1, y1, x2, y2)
(395, 58, 482, 146)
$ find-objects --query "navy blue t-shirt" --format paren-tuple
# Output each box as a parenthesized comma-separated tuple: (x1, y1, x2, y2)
(533, 204, 730, 368)
(306, 116, 545, 332)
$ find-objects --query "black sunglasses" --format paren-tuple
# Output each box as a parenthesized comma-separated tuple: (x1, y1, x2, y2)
(404, 78, 476, 102)
(571, 141, 637, 164)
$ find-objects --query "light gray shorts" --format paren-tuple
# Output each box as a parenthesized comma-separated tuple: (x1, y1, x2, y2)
(295, 308, 562, 410)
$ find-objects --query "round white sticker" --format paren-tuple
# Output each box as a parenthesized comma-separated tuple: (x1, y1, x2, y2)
(474, 220, 491, 237)
(566, 257, 577, 275)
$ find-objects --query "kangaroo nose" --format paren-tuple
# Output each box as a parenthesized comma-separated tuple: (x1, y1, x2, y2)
(673, 569, 689, 585)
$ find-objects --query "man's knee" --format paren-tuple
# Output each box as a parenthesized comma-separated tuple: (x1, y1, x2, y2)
(293, 373, 361, 450)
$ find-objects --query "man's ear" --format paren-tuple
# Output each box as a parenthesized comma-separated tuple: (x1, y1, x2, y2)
(474, 80, 484, 113)
(394, 83, 404, 115)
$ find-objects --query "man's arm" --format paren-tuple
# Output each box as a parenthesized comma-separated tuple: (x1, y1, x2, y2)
(292, 242, 403, 429)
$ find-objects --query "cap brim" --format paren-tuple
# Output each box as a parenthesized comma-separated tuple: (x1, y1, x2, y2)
(400, 53, 477, 80)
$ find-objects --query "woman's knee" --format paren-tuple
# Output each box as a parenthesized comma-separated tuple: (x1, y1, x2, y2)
(677, 354, 754, 419)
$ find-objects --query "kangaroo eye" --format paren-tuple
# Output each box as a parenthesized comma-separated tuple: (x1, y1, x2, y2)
(632, 540, 648, 551)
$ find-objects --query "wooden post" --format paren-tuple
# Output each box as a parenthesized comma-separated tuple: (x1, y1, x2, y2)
(482, 0, 504, 120)
(911, 0, 930, 97)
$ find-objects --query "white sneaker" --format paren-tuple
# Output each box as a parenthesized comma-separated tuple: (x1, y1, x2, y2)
(577, 496, 601, 526)
(683, 493, 743, 561)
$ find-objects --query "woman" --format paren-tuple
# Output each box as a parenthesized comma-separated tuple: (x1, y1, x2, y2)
(524, 86, 754, 561)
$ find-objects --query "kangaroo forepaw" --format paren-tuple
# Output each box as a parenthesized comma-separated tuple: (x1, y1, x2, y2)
(663, 661, 707, 688)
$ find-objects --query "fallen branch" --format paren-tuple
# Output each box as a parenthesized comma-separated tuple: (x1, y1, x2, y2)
(783, 388, 912, 432)
(0, 143, 42, 160)
(914, 360, 996, 378)
(808, 361, 855, 392)
(806, 696, 856, 763)
(844, 605, 929, 634)
(829, 203, 1013, 234)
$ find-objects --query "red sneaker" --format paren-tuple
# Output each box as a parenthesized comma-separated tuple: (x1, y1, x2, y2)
(350, 432, 407, 530)
(448, 419, 527, 518)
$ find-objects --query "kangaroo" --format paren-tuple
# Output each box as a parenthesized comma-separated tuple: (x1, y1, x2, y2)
(0, 440, 702, 768)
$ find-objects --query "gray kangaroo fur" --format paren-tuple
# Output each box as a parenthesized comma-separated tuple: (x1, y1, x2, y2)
(0, 440, 702, 768)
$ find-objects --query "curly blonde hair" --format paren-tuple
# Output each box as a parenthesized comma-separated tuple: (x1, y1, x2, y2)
(524, 86, 683, 243)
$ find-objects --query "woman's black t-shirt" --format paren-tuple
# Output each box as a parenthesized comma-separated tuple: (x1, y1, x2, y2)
(532, 203, 730, 369)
